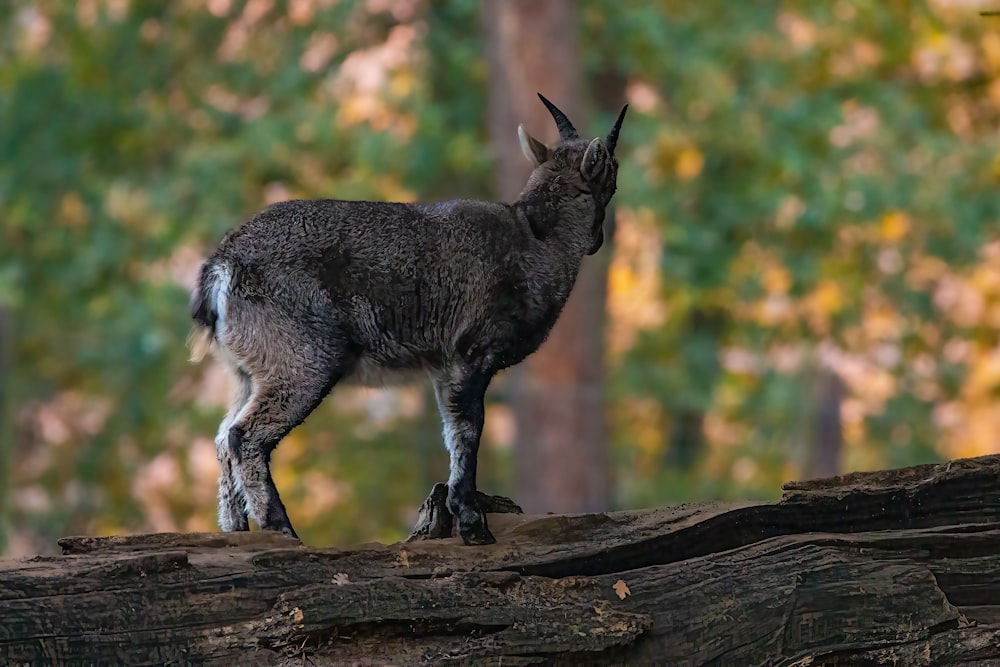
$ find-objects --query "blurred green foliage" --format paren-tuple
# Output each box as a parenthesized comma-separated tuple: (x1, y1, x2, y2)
(2, 0, 999, 553)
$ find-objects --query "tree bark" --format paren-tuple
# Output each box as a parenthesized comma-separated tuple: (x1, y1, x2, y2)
(3, 454, 999, 665)
(482, 0, 611, 514)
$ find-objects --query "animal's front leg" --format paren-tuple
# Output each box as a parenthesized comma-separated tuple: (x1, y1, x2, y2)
(432, 367, 495, 545)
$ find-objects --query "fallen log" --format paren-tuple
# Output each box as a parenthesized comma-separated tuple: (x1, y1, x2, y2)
(1, 454, 999, 665)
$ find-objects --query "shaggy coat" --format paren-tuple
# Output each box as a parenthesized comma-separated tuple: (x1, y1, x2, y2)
(189, 94, 627, 544)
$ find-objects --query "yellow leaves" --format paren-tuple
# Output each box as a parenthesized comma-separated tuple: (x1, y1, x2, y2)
(962, 347, 1000, 397)
(674, 147, 704, 181)
(104, 182, 154, 230)
(732, 244, 797, 327)
(969, 264, 1000, 295)
(337, 97, 380, 127)
(375, 175, 417, 203)
(618, 398, 664, 468)
(862, 303, 904, 341)
(389, 70, 415, 98)
(330, 24, 420, 137)
(59, 192, 89, 228)
(646, 132, 703, 183)
(879, 211, 910, 242)
(336, 97, 417, 138)
(939, 344, 1000, 459)
(606, 207, 665, 356)
(763, 265, 792, 294)
(803, 280, 844, 334)
(981, 32, 1000, 72)
(905, 254, 949, 290)
(612, 580, 631, 600)
(812, 280, 844, 314)
(933, 274, 985, 327)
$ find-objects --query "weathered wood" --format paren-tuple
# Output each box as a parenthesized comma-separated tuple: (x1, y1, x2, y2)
(2, 454, 999, 665)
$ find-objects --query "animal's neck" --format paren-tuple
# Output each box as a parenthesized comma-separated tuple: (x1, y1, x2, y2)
(509, 200, 587, 305)
(512, 186, 593, 259)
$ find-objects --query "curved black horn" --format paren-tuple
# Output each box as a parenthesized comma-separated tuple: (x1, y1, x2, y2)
(537, 93, 579, 141)
(605, 104, 628, 155)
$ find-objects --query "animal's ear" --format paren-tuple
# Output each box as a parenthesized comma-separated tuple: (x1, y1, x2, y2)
(581, 137, 609, 182)
(518, 125, 550, 166)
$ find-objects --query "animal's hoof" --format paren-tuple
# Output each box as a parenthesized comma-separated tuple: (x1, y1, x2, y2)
(474, 492, 523, 515)
(407, 483, 453, 541)
(456, 501, 496, 546)
(260, 518, 299, 540)
(459, 517, 496, 546)
(407, 484, 517, 543)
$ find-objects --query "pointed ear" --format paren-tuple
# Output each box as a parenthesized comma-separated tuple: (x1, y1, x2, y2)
(581, 137, 608, 181)
(518, 125, 550, 166)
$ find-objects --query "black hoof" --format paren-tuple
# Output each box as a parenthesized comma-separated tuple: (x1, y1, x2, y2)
(459, 516, 496, 546)
(407, 483, 520, 545)
(260, 519, 299, 540)
(260, 501, 299, 539)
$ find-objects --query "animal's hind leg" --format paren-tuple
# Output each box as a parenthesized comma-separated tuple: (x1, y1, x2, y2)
(227, 369, 338, 539)
(215, 368, 252, 532)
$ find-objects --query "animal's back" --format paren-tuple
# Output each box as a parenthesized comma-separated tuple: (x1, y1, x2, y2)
(206, 198, 532, 379)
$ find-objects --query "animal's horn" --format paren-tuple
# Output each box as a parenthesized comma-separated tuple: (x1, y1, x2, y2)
(537, 93, 579, 141)
(605, 104, 628, 155)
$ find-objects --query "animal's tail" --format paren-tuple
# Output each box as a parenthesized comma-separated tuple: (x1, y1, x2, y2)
(187, 260, 230, 363)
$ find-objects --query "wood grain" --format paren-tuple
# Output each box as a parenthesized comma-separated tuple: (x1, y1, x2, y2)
(2, 454, 998, 665)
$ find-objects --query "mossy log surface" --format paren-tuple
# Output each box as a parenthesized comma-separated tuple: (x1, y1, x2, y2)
(2, 454, 999, 665)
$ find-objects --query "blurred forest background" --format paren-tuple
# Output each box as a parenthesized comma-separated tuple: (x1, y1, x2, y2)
(3, 0, 1000, 556)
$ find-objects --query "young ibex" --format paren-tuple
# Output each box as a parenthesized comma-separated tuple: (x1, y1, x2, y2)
(189, 94, 627, 545)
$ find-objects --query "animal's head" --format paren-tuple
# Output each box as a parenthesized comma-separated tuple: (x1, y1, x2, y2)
(518, 93, 628, 255)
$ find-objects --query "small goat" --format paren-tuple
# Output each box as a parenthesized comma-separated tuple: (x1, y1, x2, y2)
(188, 94, 627, 545)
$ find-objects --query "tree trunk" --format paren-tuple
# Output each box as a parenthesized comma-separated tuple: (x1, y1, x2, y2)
(482, 0, 611, 514)
(664, 306, 727, 470)
(0, 306, 9, 554)
(3, 454, 999, 665)
(810, 368, 844, 479)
